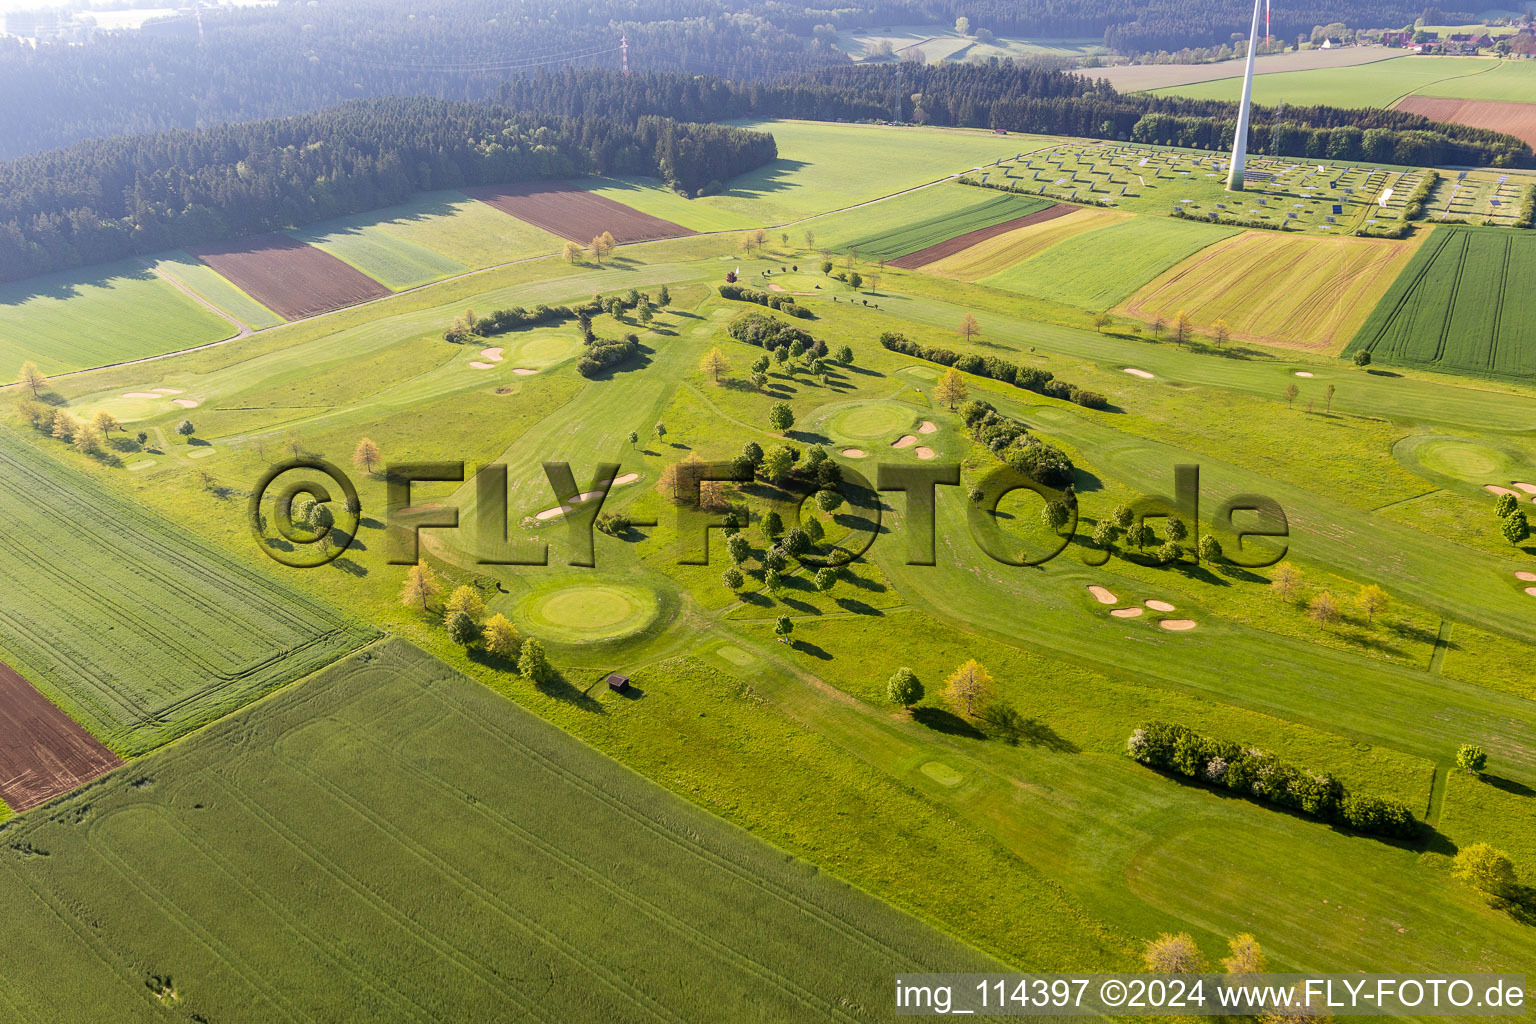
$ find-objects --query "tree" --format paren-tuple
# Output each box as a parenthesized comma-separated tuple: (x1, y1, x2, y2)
(959, 312, 981, 342)
(782, 527, 811, 558)
(1143, 933, 1207, 973)
(815, 488, 843, 514)
(628, 430, 640, 449)
(1211, 318, 1231, 345)
(935, 367, 968, 410)
(654, 421, 667, 444)
(848, 271, 863, 291)
(1354, 584, 1389, 624)
(655, 284, 670, 307)
(945, 659, 994, 718)
(722, 566, 744, 590)
(482, 614, 521, 660)
(1157, 539, 1182, 564)
(887, 667, 923, 709)
(74, 423, 105, 456)
(1353, 349, 1372, 367)
(1092, 519, 1116, 549)
(764, 568, 783, 593)
(820, 260, 833, 276)
(760, 445, 795, 483)
(600, 230, 617, 255)
(1221, 933, 1266, 974)
(803, 230, 815, 249)
(91, 410, 121, 436)
(1308, 590, 1340, 627)
(1165, 518, 1187, 543)
(18, 361, 45, 396)
(762, 510, 783, 539)
(590, 234, 607, 265)
(400, 559, 441, 610)
(813, 567, 839, 592)
(1111, 505, 1134, 530)
(726, 533, 751, 565)
(352, 437, 381, 474)
(1150, 317, 1166, 339)
(445, 584, 486, 622)
(446, 609, 478, 647)
(1041, 500, 1070, 532)
(769, 403, 795, 434)
(835, 345, 853, 365)
(955, 15, 971, 34)
(1495, 492, 1519, 518)
(1198, 534, 1222, 563)
(1325, 383, 1336, 413)
(1172, 310, 1193, 345)
(1452, 843, 1518, 900)
(701, 347, 730, 384)
(1271, 563, 1303, 601)
(1092, 312, 1113, 333)
(561, 240, 583, 263)
(773, 614, 793, 643)
(518, 638, 552, 683)
(1501, 510, 1530, 545)
(1284, 383, 1300, 408)
(176, 419, 196, 439)
(1456, 744, 1488, 775)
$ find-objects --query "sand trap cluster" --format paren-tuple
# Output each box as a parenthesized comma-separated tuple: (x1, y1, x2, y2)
(1091, 586, 1196, 628)
(1123, 368, 1155, 379)
(1145, 599, 1176, 612)
(1486, 485, 1519, 497)
(469, 361, 494, 370)
(918, 421, 938, 434)
(841, 448, 866, 458)
(1110, 607, 1143, 618)
(533, 473, 641, 521)
(891, 434, 917, 449)
(915, 447, 936, 459)
(1087, 585, 1117, 605)
(1515, 483, 1536, 495)
(1159, 619, 1198, 631)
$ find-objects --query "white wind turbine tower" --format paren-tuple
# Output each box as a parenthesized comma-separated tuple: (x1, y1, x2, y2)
(1226, 0, 1266, 191)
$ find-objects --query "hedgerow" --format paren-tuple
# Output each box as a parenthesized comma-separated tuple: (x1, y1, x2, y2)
(725, 311, 826, 357)
(1127, 721, 1419, 839)
(879, 332, 1106, 409)
(960, 400, 1075, 488)
(717, 283, 813, 318)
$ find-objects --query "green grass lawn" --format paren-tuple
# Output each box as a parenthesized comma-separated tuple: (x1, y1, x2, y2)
(1408, 57, 1536, 101)
(1149, 55, 1505, 107)
(149, 251, 283, 329)
(981, 215, 1239, 308)
(0, 639, 1006, 1022)
(0, 259, 236, 377)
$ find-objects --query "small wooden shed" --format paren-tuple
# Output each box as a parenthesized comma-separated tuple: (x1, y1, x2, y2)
(605, 673, 630, 693)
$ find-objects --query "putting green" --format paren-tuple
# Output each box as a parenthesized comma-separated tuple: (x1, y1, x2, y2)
(515, 582, 660, 643)
(503, 331, 581, 368)
(1399, 435, 1514, 484)
(831, 402, 914, 440)
(920, 761, 964, 787)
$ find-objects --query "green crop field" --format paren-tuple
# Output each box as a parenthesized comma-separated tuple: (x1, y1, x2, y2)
(1404, 57, 1536, 102)
(0, 259, 236, 377)
(981, 214, 1239, 308)
(0, 428, 374, 755)
(1345, 224, 1536, 379)
(839, 193, 1052, 260)
(292, 216, 468, 290)
(1149, 55, 1507, 107)
(149, 251, 283, 329)
(0, 639, 999, 1021)
(6, 120, 1536, 1007)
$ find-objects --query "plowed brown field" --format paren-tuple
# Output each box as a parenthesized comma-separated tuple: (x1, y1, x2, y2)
(0, 661, 121, 811)
(1395, 96, 1536, 150)
(190, 235, 391, 319)
(466, 182, 694, 244)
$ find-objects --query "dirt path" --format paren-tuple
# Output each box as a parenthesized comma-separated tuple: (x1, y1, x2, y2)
(142, 259, 250, 339)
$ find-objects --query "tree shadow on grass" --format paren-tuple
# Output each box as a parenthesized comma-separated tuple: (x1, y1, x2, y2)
(536, 670, 606, 713)
(912, 706, 986, 740)
(791, 640, 832, 660)
(330, 556, 368, 577)
(833, 596, 882, 615)
(1484, 774, 1535, 798)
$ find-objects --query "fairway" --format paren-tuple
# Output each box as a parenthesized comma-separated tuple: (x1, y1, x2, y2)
(1345, 225, 1536, 379)
(1121, 230, 1425, 353)
(0, 259, 235, 376)
(982, 215, 1238, 309)
(0, 640, 998, 1022)
(0, 430, 375, 755)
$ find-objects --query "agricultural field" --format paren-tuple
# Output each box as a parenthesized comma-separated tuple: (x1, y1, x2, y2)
(836, 24, 1106, 63)
(1120, 230, 1427, 353)
(148, 251, 283, 330)
(6, 118, 1536, 1010)
(0, 428, 375, 755)
(0, 660, 121, 811)
(1086, 45, 1405, 93)
(190, 234, 392, 319)
(0, 640, 999, 1021)
(1346, 224, 1536, 379)
(979, 213, 1239, 308)
(1408, 57, 1536, 102)
(1422, 169, 1534, 226)
(290, 216, 469, 290)
(981, 141, 1429, 235)
(467, 181, 695, 244)
(0, 259, 236, 376)
(839, 193, 1054, 262)
(1147, 54, 1508, 107)
(1397, 96, 1536, 149)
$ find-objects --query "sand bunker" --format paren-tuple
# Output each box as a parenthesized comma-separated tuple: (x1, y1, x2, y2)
(1088, 585, 1117, 605)
(1159, 619, 1198, 632)
(122, 392, 160, 399)
(611, 473, 640, 486)
(511, 368, 537, 375)
(172, 398, 199, 408)
(1526, 587, 1536, 598)
(535, 505, 573, 521)
(1123, 368, 1155, 379)
(918, 421, 938, 434)
(891, 434, 918, 449)
(1486, 485, 1519, 497)
(1294, 371, 1315, 378)
(480, 347, 504, 362)
(768, 283, 786, 292)
(1110, 607, 1144, 618)
(1516, 571, 1536, 582)
(469, 361, 494, 370)
(915, 446, 936, 459)
(152, 387, 184, 394)
(1145, 599, 1176, 612)
(1514, 483, 1536, 494)
(841, 448, 866, 458)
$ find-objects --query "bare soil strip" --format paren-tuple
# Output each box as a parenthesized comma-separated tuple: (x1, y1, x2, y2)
(889, 204, 1076, 269)
(465, 182, 694, 244)
(1395, 96, 1536, 151)
(190, 235, 390, 319)
(0, 661, 121, 811)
